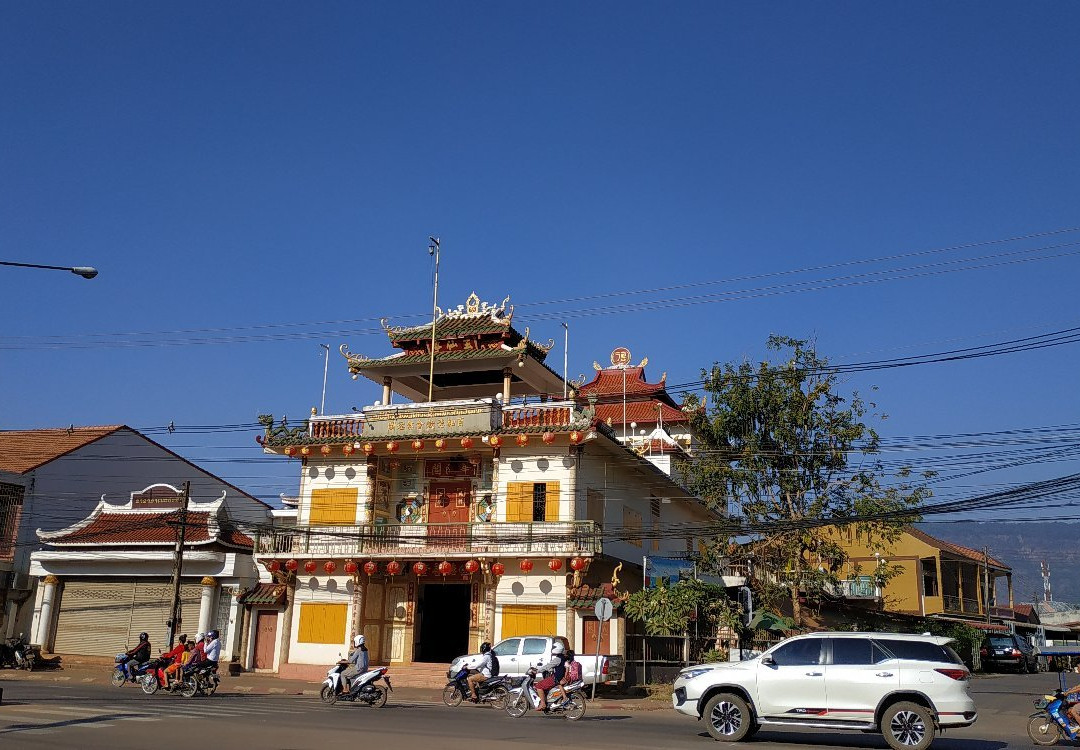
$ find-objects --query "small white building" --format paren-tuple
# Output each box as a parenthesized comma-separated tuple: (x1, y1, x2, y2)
(0, 425, 270, 656)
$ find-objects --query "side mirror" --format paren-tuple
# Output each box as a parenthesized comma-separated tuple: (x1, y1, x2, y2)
(760, 654, 775, 666)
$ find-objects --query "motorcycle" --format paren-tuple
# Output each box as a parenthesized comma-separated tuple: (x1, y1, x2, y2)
(504, 667, 587, 720)
(1028, 689, 1079, 745)
(442, 667, 511, 709)
(112, 653, 155, 687)
(320, 661, 392, 707)
(184, 662, 221, 697)
(5, 634, 38, 671)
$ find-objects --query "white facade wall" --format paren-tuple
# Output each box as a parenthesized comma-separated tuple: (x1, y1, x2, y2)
(287, 574, 355, 665)
(297, 458, 370, 525)
(495, 447, 576, 521)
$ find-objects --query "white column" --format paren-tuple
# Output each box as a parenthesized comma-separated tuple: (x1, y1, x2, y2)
(198, 577, 217, 635)
(34, 576, 59, 648)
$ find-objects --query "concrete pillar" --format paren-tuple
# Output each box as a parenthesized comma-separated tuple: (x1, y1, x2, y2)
(35, 576, 59, 649)
(198, 577, 217, 635)
(502, 367, 512, 404)
(277, 576, 296, 668)
(382, 377, 392, 406)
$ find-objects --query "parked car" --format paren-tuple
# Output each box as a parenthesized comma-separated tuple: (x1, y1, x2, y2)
(449, 636, 623, 686)
(980, 633, 1039, 673)
(672, 631, 977, 750)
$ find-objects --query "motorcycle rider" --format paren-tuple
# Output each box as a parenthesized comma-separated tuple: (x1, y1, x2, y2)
(203, 630, 221, 670)
(158, 634, 188, 690)
(122, 632, 151, 679)
(183, 632, 206, 676)
(534, 641, 567, 712)
(342, 634, 369, 694)
(466, 642, 494, 702)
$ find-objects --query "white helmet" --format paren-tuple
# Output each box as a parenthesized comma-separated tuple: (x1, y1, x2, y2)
(353, 634, 365, 648)
(195, 632, 204, 642)
(551, 641, 565, 655)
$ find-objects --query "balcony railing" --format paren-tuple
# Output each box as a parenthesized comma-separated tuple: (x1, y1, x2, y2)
(834, 577, 882, 599)
(308, 416, 365, 440)
(255, 520, 600, 559)
(502, 402, 574, 429)
(943, 594, 982, 615)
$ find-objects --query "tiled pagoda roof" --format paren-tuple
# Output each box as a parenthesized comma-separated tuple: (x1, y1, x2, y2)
(594, 401, 689, 425)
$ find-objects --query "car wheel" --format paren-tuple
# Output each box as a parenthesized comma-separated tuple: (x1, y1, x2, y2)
(1028, 714, 1063, 745)
(703, 692, 753, 742)
(882, 701, 933, 750)
(443, 684, 463, 707)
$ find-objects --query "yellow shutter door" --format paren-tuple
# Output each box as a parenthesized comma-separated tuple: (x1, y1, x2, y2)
(501, 605, 558, 639)
(310, 488, 358, 526)
(505, 482, 530, 522)
(545, 481, 560, 522)
(298, 603, 348, 644)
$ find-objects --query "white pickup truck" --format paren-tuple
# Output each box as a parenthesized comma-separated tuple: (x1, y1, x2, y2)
(449, 636, 623, 686)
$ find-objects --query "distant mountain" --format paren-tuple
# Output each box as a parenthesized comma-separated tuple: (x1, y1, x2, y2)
(916, 522, 1080, 606)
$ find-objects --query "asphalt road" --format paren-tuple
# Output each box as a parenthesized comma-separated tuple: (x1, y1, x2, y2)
(0, 671, 1070, 749)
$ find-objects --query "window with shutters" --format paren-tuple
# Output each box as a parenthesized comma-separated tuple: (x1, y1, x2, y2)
(0, 483, 24, 561)
(500, 605, 558, 639)
(309, 488, 359, 526)
(297, 603, 348, 644)
(505, 482, 560, 522)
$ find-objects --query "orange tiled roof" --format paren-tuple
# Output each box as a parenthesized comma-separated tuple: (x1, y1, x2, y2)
(578, 367, 666, 398)
(39, 508, 253, 550)
(0, 426, 124, 474)
(594, 401, 689, 425)
(907, 527, 1009, 570)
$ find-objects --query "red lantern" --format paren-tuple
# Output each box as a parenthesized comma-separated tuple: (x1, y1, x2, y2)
(548, 558, 563, 572)
(438, 561, 453, 576)
(412, 561, 427, 576)
(570, 556, 587, 571)
(386, 561, 402, 576)
(542, 432, 555, 445)
(266, 560, 281, 573)
(460, 437, 474, 450)
(284, 446, 296, 456)
(515, 434, 529, 447)
(320, 444, 332, 455)
(411, 439, 424, 452)
(343, 444, 355, 456)
(300, 445, 311, 456)
(434, 438, 447, 452)
(569, 431, 582, 444)
(284, 559, 299, 572)
(386, 440, 399, 454)
(344, 560, 359, 575)
(363, 561, 378, 575)
(489, 435, 502, 448)
(363, 442, 375, 456)
(491, 562, 506, 576)
(324, 561, 337, 575)
(519, 559, 534, 573)
(464, 559, 480, 574)
(304, 560, 317, 574)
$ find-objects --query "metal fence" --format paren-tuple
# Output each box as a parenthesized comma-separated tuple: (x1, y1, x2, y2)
(623, 634, 787, 684)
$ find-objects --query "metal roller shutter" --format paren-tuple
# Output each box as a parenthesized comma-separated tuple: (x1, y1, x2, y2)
(54, 581, 136, 657)
(127, 581, 201, 647)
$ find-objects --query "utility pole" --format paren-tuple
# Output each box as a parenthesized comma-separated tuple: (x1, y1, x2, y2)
(427, 236, 441, 404)
(319, 344, 330, 415)
(561, 322, 568, 400)
(983, 546, 991, 625)
(166, 481, 191, 647)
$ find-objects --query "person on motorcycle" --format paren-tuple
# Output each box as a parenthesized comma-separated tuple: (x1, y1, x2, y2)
(165, 641, 195, 690)
(534, 641, 567, 712)
(122, 632, 151, 679)
(466, 642, 494, 702)
(342, 634, 369, 694)
(203, 630, 221, 669)
(1065, 682, 1080, 730)
(549, 648, 581, 706)
(183, 632, 206, 676)
(158, 634, 187, 690)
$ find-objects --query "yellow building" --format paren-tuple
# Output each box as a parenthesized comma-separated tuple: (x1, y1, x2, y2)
(833, 526, 1012, 622)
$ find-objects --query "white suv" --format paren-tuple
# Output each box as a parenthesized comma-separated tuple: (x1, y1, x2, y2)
(672, 632, 977, 750)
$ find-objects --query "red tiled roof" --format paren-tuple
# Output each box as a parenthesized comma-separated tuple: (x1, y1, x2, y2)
(40, 509, 253, 550)
(0, 426, 124, 474)
(578, 367, 665, 398)
(594, 401, 689, 425)
(907, 527, 1009, 570)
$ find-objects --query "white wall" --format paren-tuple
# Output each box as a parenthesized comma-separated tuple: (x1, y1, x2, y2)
(288, 574, 355, 665)
(494, 570, 567, 641)
(298, 458, 370, 525)
(496, 447, 575, 521)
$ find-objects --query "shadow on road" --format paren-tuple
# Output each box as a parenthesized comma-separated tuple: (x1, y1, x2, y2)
(697, 731, 1008, 750)
(1, 712, 142, 736)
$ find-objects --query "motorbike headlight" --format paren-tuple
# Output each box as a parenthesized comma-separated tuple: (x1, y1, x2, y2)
(679, 667, 713, 681)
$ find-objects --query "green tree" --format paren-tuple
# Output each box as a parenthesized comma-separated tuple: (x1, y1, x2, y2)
(624, 578, 744, 651)
(687, 335, 932, 626)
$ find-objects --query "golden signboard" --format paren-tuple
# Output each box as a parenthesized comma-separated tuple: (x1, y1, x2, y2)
(362, 404, 497, 439)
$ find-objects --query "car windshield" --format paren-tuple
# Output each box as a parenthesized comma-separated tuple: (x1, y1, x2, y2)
(987, 636, 1015, 648)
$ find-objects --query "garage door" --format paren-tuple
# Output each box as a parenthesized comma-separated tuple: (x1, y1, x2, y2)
(53, 580, 201, 657)
(500, 605, 558, 640)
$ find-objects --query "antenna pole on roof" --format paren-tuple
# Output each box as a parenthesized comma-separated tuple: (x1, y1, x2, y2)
(427, 236, 441, 403)
(166, 481, 191, 648)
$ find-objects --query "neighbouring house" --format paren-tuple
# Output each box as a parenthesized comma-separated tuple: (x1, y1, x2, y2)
(0, 425, 270, 658)
(252, 292, 722, 680)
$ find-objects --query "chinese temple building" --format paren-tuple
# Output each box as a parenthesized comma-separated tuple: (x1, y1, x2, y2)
(254, 293, 715, 680)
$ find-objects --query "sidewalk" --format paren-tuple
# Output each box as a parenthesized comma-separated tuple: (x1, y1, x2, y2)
(0, 662, 670, 711)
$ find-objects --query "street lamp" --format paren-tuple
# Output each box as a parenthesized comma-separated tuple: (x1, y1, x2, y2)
(0, 261, 98, 279)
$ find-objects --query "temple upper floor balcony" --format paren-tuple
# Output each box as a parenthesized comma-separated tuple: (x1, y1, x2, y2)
(254, 520, 601, 560)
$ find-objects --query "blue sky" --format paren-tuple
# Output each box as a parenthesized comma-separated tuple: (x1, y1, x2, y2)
(2, 2, 1079, 510)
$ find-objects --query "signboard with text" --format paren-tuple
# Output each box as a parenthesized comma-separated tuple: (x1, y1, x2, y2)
(362, 403, 498, 439)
